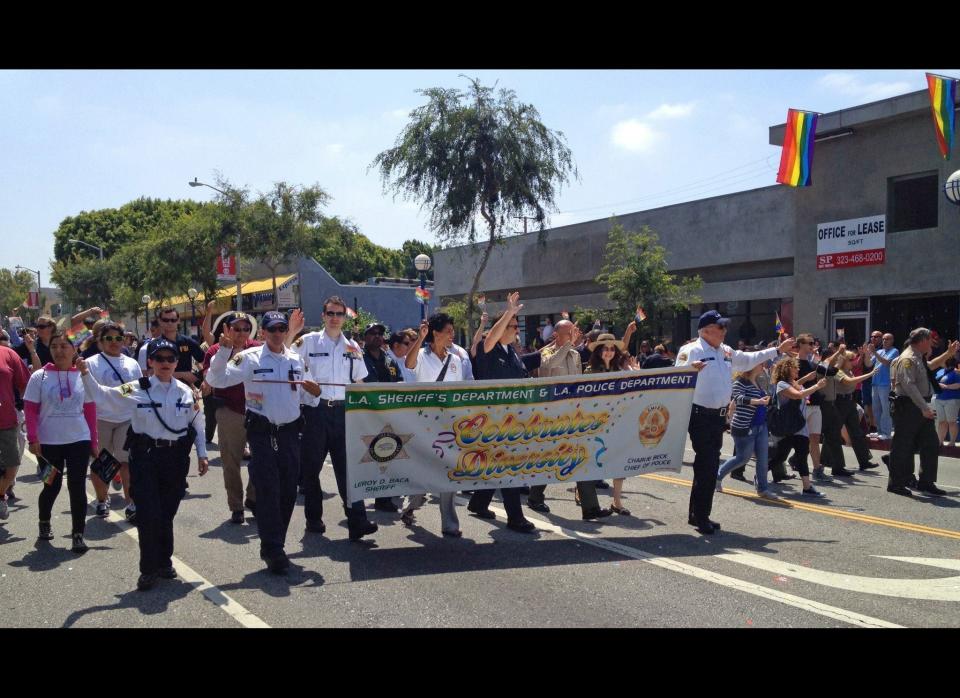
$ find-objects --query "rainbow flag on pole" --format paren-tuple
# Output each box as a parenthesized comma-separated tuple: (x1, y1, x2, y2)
(415, 287, 431, 304)
(776, 109, 819, 187)
(774, 313, 784, 337)
(926, 73, 957, 160)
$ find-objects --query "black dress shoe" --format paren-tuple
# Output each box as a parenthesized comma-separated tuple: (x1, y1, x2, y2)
(730, 471, 749, 482)
(244, 498, 257, 516)
(915, 482, 946, 496)
(137, 573, 158, 591)
(348, 520, 378, 541)
(374, 500, 400, 513)
(230, 510, 245, 524)
(441, 530, 463, 537)
(260, 551, 290, 574)
(881, 454, 890, 466)
(468, 506, 496, 520)
(859, 462, 880, 471)
(582, 508, 613, 521)
(688, 515, 721, 530)
(527, 501, 550, 513)
(507, 519, 536, 533)
(772, 473, 797, 483)
(595, 480, 611, 490)
(906, 475, 919, 489)
(887, 485, 913, 497)
(159, 566, 177, 579)
(695, 522, 717, 535)
(305, 519, 326, 534)
(832, 469, 856, 477)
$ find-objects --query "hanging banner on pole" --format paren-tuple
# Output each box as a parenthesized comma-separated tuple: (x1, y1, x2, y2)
(216, 246, 237, 281)
(345, 368, 696, 504)
(25, 291, 41, 309)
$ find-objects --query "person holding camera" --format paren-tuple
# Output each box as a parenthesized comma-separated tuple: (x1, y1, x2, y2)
(79, 338, 208, 590)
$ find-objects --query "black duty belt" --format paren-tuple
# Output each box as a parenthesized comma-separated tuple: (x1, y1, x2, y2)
(318, 399, 345, 408)
(135, 434, 190, 449)
(692, 404, 727, 417)
(836, 394, 854, 400)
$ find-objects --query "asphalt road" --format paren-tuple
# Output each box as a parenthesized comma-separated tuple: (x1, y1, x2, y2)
(2, 435, 959, 628)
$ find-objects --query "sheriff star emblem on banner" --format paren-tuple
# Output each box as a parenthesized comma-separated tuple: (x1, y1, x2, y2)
(361, 424, 414, 472)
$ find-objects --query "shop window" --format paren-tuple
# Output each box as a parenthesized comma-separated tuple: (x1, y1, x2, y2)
(888, 172, 938, 232)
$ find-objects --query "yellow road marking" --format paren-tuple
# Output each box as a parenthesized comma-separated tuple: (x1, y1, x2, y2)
(639, 472, 960, 542)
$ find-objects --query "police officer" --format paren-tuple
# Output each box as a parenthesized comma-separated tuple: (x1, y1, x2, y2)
(292, 296, 378, 541)
(77, 338, 209, 591)
(207, 311, 320, 573)
(887, 329, 959, 497)
(676, 310, 794, 534)
(361, 322, 406, 513)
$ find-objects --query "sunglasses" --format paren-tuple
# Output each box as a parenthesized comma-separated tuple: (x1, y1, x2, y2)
(35, 324, 54, 330)
(265, 326, 288, 333)
(325, 311, 346, 317)
(101, 335, 124, 342)
(160, 318, 178, 323)
(151, 355, 177, 364)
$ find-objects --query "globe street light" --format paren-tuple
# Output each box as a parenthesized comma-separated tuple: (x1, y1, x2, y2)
(414, 254, 432, 321)
(141, 294, 151, 338)
(946, 169, 960, 208)
(187, 287, 198, 335)
(189, 177, 242, 311)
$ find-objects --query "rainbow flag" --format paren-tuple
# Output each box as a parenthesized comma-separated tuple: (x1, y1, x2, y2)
(774, 313, 783, 336)
(345, 307, 357, 320)
(415, 287, 431, 304)
(776, 109, 819, 187)
(926, 73, 957, 160)
(66, 324, 92, 346)
(636, 307, 648, 322)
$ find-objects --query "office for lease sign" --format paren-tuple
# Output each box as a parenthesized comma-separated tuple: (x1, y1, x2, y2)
(816, 215, 885, 270)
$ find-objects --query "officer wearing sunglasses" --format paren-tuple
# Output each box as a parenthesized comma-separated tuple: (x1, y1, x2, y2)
(78, 338, 208, 591)
(207, 311, 322, 574)
(291, 296, 378, 541)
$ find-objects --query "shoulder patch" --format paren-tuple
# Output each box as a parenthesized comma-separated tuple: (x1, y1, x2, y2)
(677, 353, 688, 362)
(232, 353, 244, 366)
(293, 337, 304, 348)
(119, 382, 136, 396)
(901, 358, 913, 370)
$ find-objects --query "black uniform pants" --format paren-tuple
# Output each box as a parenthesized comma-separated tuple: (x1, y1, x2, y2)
(819, 401, 846, 473)
(688, 410, 725, 524)
(300, 404, 367, 526)
(247, 425, 300, 557)
(129, 443, 190, 575)
(38, 441, 90, 535)
(468, 487, 525, 522)
(835, 396, 873, 468)
(889, 398, 939, 487)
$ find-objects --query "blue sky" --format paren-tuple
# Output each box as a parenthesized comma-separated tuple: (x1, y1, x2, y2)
(2, 69, 957, 284)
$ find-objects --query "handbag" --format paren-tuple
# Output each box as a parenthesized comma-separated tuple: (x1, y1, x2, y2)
(767, 389, 805, 437)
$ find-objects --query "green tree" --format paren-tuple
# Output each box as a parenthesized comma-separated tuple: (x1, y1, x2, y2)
(343, 307, 386, 338)
(373, 77, 577, 342)
(595, 221, 703, 332)
(309, 217, 405, 283)
(0, 268, 37, 320)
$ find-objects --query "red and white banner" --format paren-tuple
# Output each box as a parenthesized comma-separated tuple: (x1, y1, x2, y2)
(25, 291, 40, 309)
(216, 247, 237, 281)
(816, 215, 885, 270)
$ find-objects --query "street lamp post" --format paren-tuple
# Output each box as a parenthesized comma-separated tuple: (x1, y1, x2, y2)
(414, 254, 432, 322)
(141, 295, 151, 338)
(187, 287, 198, 337)
(67, 239, 104, 261)
(189, 177, 243, 312)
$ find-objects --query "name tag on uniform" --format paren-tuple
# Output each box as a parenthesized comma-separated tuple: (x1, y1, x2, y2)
(308, 352, 329, 357)
(137, 403, 163, 409)
(253, 368, 274, 374)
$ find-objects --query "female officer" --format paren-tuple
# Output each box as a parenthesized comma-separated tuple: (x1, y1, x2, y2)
(77, 338, 208, 591)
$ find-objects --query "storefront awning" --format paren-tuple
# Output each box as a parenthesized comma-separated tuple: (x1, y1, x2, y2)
(150, 274, 297, 308)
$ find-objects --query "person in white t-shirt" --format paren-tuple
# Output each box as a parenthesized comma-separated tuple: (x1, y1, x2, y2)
(24, 332, 98, 553)
(401, 313, 467, 536)
(85, 322, 143, 520)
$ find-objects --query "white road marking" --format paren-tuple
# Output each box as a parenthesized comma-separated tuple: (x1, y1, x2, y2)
(716, 551, 960, 602)
(23, 451, 270, 629)
(465, 497, 903, 628)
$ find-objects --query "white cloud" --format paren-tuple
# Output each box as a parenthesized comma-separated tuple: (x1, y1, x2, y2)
(647, 102, 696, 120)
(386, 107, 412, 119)
(817, 73, 912, 102)
(326, 143, 344, 155)
(610, 119, 662, 153)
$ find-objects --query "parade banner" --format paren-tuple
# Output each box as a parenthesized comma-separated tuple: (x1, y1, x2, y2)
(345, 367, 697, 504)
(216, 246, 237, 281)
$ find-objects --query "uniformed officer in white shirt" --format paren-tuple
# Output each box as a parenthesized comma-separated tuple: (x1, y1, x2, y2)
(292, 296, 378, 542)
(78, 338, 208, 591)
(675, 310, 794, 534)
(208, 311, 323, 573)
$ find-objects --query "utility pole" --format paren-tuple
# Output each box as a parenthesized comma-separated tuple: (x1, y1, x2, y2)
(514, 216, 535, 234)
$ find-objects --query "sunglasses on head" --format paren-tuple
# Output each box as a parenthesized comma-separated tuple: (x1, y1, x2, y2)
(101, 335, 124, 342)
(265, 325, 288, 334)
(325, 310, 346, 317)
(151, 354, 177, 364)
